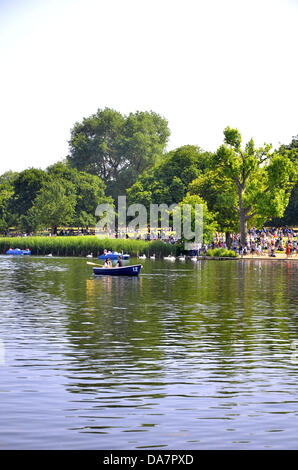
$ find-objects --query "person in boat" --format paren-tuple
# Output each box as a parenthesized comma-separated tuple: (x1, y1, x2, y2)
(104, 257, 112, 268)
(115, 255, 123, 267)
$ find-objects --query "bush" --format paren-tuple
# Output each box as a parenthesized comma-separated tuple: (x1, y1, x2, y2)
(206, 248, 237, 258)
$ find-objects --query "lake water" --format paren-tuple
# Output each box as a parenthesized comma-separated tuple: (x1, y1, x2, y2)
(0, 255, 297, 449)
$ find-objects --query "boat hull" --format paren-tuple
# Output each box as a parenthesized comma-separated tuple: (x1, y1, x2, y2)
(93, 264, 142, 276)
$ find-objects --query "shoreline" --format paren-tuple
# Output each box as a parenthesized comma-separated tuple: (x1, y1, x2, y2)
(0, 235, 297, 261)
(198, 255, 297, 261)
(1, 253, 297, 261)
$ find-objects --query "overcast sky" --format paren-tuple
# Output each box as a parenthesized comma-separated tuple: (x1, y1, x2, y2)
(0, 0, 298, 174)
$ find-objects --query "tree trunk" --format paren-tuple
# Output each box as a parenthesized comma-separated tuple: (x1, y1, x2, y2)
(239, 210, 247, 245)
(225, 231, 232, 248)
(238, 185, 248, 246)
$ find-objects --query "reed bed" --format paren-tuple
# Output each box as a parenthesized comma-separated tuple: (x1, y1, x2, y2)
(0, 236, 180, 257)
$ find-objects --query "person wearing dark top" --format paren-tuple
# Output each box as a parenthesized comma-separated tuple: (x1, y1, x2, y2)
(115, 256, 123, 267)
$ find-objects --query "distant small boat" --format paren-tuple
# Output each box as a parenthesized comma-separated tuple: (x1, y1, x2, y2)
(6, 248, 31, 256)
(93, 264, 142, 276)
(98, 251, 130, 260)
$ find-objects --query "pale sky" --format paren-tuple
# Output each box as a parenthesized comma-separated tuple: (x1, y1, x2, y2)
(0, 0, 298, 174)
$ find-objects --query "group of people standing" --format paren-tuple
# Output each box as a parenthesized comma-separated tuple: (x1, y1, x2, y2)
(215, 227, 298, 257)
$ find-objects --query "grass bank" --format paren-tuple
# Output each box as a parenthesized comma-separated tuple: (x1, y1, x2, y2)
(0, 236, 180, 257)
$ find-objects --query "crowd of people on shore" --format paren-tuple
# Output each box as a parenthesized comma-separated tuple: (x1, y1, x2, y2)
(2, 228, 93, 237)
(211, 227, 298, 257)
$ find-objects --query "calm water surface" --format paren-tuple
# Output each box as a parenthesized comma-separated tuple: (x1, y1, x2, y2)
(0, 255, 297, 449)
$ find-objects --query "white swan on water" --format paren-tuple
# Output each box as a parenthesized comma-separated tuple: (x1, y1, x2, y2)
(164, 255, 176, 261)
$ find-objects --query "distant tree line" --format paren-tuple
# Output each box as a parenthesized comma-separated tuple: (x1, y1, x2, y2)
(0, 163, 112, 235)
(0, 107, 297, 243)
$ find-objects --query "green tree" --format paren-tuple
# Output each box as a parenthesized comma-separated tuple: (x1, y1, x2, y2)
(188, 168, 239, 246)
(11, 168, 49, 230)
(269, 135, 298, 226)
(174, 193, 218, 244)
(0, 172, 17, 233)
(47, 162, 112, 228)
(29, 180, 76, 234)
(127, 145, 211, 209)
(67, 108, 170, 198)
(214, 127, 297, 244)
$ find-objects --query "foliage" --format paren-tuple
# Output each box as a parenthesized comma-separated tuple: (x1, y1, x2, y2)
(12, 168, 50, 214)
(188, 167, 239, 234)
(28, 180, 77, 233)
(11, 168, 50, 230)
(268, 134, 298, 226)
(0, 162, 112, 233)
(212, 127, 297, 243)
(46, 162, 112, 227)
(67, 108, 170, 198)
(0, 172, 16, 232)
(127, 145, 212, 210)
(174, 193, 218, 244)
(206, 248, 237, 257)
(1, 112, 297, 241)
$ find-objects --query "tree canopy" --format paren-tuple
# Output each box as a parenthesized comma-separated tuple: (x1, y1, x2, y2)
(269, 135, 298, 226)
(0, 172, 16, 233)
(188, 167, 239, 243)
(210, 127, 297, 243)
(28, 180, 77, 234)
(0, 108, 297, 241)
(0, 163, 111, 233)
(67, 108, 170, 199)
(127, 145, 212, 209)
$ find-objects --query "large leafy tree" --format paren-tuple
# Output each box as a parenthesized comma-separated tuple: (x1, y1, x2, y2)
(4, 162, 111, 232)
(214, 127, 297, 244)
(0, 172, 17, 233)
(67, 108, 170, 198)
(127, 145, 211, 209)
(175, 193, 218, 245)
(28, 180, 77, 234)
(11, 168, 50, 228)
(46, 162, 112, 228)
(269, 135, 298, 226)
(188, 168, 239, 246)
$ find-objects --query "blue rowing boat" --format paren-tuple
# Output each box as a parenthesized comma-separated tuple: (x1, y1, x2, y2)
(98, 251, 130, 261)
(6, 248, 31, 255)
(93, 264, 142, 276)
